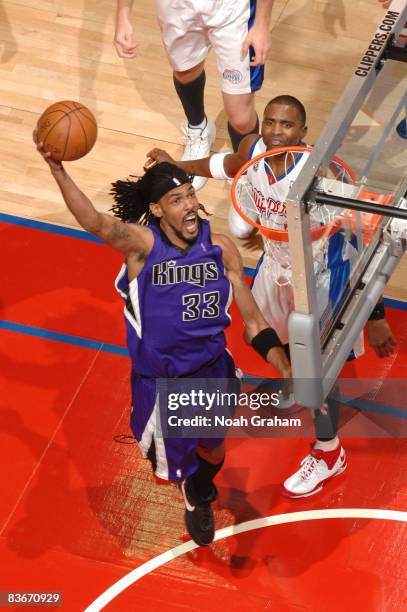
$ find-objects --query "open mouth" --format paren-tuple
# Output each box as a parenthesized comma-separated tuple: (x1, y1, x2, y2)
(183, 214, 198, 234)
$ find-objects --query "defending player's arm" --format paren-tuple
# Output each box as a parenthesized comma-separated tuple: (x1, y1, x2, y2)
(114, 0, 138, 59)
(241, 0, 274, 66)
(34, 131, 152, 258)
(146, 134, 258, 181)
(366, 297, 396, 357)
(213, 232, 292, 378)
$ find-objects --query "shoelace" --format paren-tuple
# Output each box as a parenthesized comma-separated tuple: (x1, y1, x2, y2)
(182, 124, 205, 142)
(299, 450, 324, 480)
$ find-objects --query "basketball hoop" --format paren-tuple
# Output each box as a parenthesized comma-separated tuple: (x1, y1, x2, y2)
(230, 145, 357, 286)
(230, 145, 357, 241)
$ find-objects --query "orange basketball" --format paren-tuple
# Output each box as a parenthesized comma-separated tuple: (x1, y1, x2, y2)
(37, 101, 97, 161)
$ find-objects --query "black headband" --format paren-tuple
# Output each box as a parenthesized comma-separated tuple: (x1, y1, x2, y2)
(149, 169, 193, 203)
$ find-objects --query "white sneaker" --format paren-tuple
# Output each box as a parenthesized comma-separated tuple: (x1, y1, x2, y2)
(282, 444, 347, 498)
(228, 175, 257, 239)
(182, 118, 216, 191)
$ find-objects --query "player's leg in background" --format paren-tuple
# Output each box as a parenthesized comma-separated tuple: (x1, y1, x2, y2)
(282, 391, 347, 499)
(223, 92, 259, 152)
(173, 61, 217, 190)
(228, 167, 258, 239)
(209, 0, 263, 235)
(224, 92, 260, 239)
(156, 0, 216, 190)
(209, 0, 262, 150)
(248, 271, 347, 499)
(282, 233, 356, 499)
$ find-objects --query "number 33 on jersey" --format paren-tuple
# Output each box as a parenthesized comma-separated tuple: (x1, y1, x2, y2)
(115, 219, 233, 377)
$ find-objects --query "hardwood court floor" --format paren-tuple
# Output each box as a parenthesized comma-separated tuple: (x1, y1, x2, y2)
(0, 0, 406, 298)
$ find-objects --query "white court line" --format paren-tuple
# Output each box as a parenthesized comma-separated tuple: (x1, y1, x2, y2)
(84, 507, 407, 611)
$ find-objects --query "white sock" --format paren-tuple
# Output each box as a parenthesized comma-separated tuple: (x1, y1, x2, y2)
(314, 436, 340, 452)
(188, 116, 207, 130)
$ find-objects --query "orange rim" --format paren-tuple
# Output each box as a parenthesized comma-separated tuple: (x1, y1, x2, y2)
(230, 145, 356, 243)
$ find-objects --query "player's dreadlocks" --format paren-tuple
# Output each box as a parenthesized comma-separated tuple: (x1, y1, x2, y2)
(110, 162, 209, 224)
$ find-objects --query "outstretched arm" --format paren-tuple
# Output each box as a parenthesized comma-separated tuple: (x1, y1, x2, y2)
(114, 0, 138, 59)
(145, 133, 258, 180)
(367, 318, 396, 357)
(213, 232, 292, 378)
(34, 131, 152, 258)
(365, 297, 396, 358)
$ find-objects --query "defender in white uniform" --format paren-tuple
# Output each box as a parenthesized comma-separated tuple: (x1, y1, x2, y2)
(156, 0, 265, 94)
(115, 0, 274, 189)
(146, 95, 396, 498)
(244, 135, 364, 355)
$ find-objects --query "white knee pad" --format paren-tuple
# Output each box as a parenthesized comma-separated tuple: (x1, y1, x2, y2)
(228, 203, 257, 239)
(228, 175, 258, 238)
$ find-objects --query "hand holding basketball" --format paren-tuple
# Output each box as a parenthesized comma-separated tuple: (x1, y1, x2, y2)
(33, 128, 64, 173)
(36, 101, 97, 162)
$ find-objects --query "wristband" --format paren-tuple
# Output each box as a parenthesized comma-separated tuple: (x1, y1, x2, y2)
(368, 298, 385, 321)
(251, 328, 283, 361)
(209, 152, 230, 180)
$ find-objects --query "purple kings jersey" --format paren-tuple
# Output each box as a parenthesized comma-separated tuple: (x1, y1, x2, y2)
(115, 219, 233, 377)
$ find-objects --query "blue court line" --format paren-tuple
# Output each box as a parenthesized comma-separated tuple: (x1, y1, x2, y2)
(2, 319, 406, 420)
(3, 212, 407, 310)
(2, 214, 406, 422)
(384, 297, 407, 311)
(0, 320, 128, 356)
(340, 395, 407, 419)
(241, 377, 407, 419)
(0, 212, 104, 243)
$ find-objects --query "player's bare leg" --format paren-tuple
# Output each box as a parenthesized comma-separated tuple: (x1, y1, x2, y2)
(224, 91, 260, 238)
(283, 395, 347, 498)
(222, 91, 259, 152)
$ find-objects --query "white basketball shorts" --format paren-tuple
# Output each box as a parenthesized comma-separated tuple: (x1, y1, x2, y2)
(156, 0, 264, 94)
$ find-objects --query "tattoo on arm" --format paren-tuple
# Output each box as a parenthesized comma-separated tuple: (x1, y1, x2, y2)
(103, 218, 152, 258)
(106, 220, 132, 243)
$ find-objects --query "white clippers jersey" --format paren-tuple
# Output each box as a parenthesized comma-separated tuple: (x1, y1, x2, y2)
(247, 136, 364, 357)
(246, 137, 309, 232)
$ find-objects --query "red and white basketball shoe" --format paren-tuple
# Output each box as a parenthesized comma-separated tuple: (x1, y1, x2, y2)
(282, 444, 347, 498)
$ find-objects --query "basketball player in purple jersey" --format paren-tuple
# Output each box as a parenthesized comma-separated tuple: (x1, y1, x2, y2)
(34, 131, 291, 546)
(146, 95, 396, 498)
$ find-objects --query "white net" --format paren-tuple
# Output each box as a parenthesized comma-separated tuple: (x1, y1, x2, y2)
(233, 148, 356, 286)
